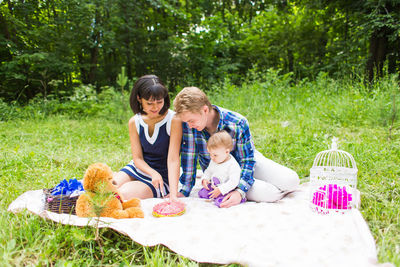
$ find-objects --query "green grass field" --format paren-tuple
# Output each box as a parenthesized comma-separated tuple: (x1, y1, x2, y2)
(1, 73, 399, 266)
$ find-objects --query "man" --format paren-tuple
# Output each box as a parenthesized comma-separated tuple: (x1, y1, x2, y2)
(173, 87, 299, 208)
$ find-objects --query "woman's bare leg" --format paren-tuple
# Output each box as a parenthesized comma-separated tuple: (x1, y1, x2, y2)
(118, 180, 154, 200)
(113, 171, 133, 188)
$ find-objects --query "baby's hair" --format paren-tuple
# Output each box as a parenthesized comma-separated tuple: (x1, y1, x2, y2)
(207, 130, 233, 151)
(129, 74, 170, 115)
(173, 87, 212, 115)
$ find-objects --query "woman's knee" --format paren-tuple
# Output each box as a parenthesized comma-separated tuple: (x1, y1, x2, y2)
(119, 181, 153, 200)
(112, 171, 132, 188)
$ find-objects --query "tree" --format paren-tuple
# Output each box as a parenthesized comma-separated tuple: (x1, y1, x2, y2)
(297, 0, 400, 81)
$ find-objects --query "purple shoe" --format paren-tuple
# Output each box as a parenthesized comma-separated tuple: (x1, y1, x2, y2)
(198, 177, 221, 199)
(198, 187, 211, 199)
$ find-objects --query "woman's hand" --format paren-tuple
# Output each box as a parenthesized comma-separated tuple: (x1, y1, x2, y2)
(151, 172, 164, 195)
(168, 194, 184, 203)
(165, 192, 184, 203)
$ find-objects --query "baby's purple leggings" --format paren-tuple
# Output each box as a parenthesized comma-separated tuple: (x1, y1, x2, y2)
(198, 177, 245, 207)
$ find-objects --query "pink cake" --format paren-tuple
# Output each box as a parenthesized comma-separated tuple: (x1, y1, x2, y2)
(152, 201, 186, 217)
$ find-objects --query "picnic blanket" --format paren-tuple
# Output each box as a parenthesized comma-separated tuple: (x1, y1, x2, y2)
(8, 181, 386, 267)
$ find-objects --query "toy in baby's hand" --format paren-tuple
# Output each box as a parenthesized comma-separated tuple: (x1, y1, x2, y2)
(75, 163, 144, 219)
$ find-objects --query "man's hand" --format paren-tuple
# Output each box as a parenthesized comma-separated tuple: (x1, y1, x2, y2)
(219, 190, 242, 208)
(176, 192, 185, 198)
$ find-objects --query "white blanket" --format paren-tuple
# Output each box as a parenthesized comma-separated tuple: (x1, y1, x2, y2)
(8, 182, 383, 267)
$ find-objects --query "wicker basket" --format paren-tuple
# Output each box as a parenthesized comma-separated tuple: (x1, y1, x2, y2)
(44, 188, 79, 215)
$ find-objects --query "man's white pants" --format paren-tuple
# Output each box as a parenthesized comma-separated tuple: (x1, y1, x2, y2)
(246, 150, 300, 202)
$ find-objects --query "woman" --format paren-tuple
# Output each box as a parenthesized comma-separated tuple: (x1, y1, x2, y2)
(113, 75, 182, 202)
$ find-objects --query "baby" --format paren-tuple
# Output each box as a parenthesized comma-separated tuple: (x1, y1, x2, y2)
(198, 130, 245, 207)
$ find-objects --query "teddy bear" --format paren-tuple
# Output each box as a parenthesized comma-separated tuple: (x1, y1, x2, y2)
(76, 162, 144, 219)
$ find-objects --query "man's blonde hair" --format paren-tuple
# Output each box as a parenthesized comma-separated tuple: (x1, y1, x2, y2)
(173, 87, 212, 114)
(207, 130, 233, 151)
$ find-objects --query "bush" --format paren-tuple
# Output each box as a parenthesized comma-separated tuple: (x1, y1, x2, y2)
(0, 85, 131, 122)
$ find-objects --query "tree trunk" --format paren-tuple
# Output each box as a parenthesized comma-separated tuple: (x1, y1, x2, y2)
(0, 11, 12, 62)
(366, 27, 389, 82)
(125, 37, 132, 79)
(221, 0, 225, 22)
(287, 49, 294, 73)
(386, 3, 400, 76)
(387, 38, 399, 75)
(88, 45, 99, 84)
(78, 53, 88, 84)
(88, 9, 101, 84)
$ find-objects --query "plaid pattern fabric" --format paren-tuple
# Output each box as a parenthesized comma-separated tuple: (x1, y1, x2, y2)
(179, 105, 256, 197)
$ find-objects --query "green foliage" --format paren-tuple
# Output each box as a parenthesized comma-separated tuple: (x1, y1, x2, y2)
(68, 84, 98, 102)
(89, 181, 115, 216)
(181, 14, 242, 87)
(1, 0, 399, 102)
(0, 85, 129, 122)
(116, 67, 128, 92)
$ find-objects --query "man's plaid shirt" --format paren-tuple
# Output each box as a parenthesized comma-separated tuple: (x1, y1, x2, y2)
(179, 105, 256, 197)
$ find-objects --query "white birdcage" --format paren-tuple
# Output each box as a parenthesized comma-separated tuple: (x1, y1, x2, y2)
(309, 138, 358, 214)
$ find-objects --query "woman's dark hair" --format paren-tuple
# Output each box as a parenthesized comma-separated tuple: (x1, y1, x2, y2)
(129, 74, 170, 115)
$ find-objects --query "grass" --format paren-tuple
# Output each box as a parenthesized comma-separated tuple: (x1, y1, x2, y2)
(1, 72, 399, 266)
